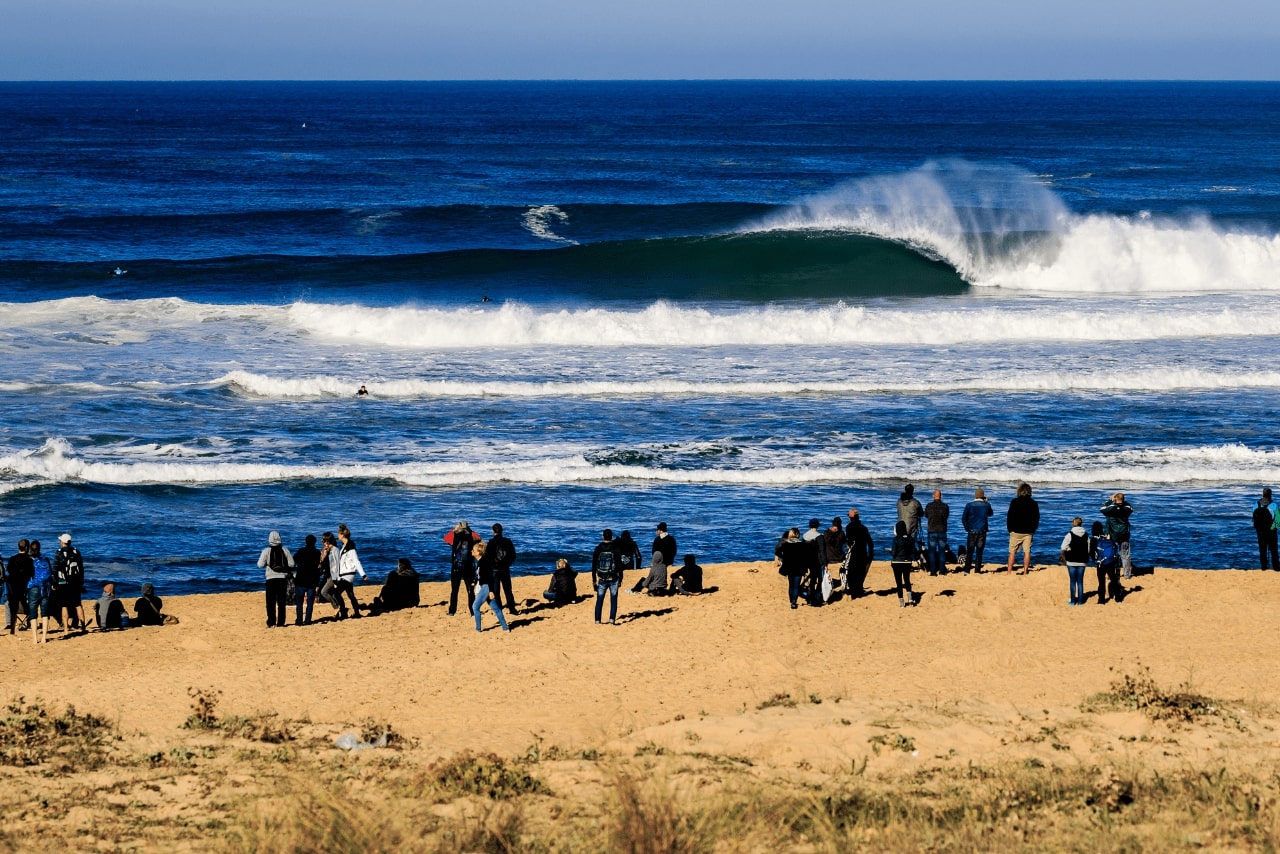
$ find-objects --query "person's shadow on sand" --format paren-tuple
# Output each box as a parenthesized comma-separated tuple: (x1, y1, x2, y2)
(614, 607, 675, 624)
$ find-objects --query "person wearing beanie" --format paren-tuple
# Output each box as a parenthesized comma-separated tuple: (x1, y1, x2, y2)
(256, 530, 295, 628)
(133, 582, 168, 626)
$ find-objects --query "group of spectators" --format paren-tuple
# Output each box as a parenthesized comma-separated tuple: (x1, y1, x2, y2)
(775, 484, 1138, 609)
(2, 534, 171, 644)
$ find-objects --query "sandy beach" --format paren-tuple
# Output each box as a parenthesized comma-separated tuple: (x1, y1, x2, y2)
(5, 561, 1280, 851)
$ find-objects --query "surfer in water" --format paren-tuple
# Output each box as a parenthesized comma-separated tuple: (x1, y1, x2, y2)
(356, 385, 369, 397)
(113, 267, 127, 276)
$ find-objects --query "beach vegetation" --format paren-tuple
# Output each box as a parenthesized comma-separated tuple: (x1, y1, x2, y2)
(0, 697, 114, 770)
(1082, 665, 1219, 724)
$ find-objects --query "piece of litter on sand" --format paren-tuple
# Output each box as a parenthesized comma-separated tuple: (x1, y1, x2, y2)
(335, 730, 389, 751)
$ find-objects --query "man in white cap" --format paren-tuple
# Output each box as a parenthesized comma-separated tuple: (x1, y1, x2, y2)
(53, 533, 87, 635)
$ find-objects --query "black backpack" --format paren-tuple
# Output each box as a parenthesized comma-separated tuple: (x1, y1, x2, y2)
(596, 547, 619, 584)
(451, 534, 475, 572)
(1254, 504, 1274, 532)
(267, 545, 289, 575)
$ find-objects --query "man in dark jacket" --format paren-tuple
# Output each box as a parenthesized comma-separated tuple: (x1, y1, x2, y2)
(1004, 483, 1040, 574)
(653, 523, 678, 566)
(292, 534, 322, 625)
(53, 533, 87, 634)
(591, 529, 620, 589)
(923, 490, 950, 576)
(842, 509, 874, 598)
(1253, 488, 1279, 570)
(1100, 492, 1135, 579)
(489, 523, 518, 613)
(5, 540, 34, 633)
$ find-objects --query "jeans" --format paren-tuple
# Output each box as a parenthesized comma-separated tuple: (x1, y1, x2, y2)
(595, 581, 619, 622)
(787, 574, 803, 606)
(449, 568, 475, 615)
(965, 530, 987, 571)
(472, 584, 509, 632)
(1259, 529, 1280, 569)
(926, 532, 948, 575)
(294, 586, 316, 625)
(1118, 540, 1133, 579)
(1, 583, 8, 629)
(1067, 564, 1085, 604)
(265, 578, 288, 627)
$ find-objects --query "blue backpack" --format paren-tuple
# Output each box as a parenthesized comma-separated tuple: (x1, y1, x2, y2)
(451, 534, 475, 573)
(1094, 537, 1118, 568)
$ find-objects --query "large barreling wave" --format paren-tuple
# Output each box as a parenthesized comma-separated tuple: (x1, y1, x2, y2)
(755, 159, 1280, 293)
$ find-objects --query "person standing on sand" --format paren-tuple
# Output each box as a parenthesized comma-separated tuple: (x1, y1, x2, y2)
(616, 530, 643, 576)
(318, 532, 341, 611)
(471, 541, 510, 633)
(6, 540, 33, 634)
(961, 488, 994, 574)
(897, 484, 924, 546)
(923, 490, 950, 576)
(652, 523, 678, 566)
(1090, 521, 1123, 604)
(1005, 483, 1040, 574)
(257, 531, 295, 628)
(841, 510, 874, 599)
(890, 521, 919, 608)
(1060, 517, 1089, 606)
(801, 518, 829, 605)
(27, 540, 51, 644)
(488, 523, 518, 614)
(1253, 488, 1279, 570)
(444, 521, 481, 616)
(53, 533, 87, 635)
(292, 534, 322, 626)
(776, 528, 808, 609)
(334, 524, 367, 618)
(1100, 492, 1135, 579)
(591, 529, 620, 591)
(824, 518, 847, 565)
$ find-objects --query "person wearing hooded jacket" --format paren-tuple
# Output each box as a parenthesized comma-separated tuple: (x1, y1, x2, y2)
(1005, 482, 1040, 574)
(334, 523, 367, 618)
(1060, 517, 1090, 606)
(775, 528, 808, 609)
(841, 509, 874, 599)
(897, 484, 924, 545)
(257, 531, 295, 628)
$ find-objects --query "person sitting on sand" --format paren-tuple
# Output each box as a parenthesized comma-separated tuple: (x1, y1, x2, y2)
(543, 558, 578, 607)
(94, 582, 128, 630)
(671, 554, 703, 595)
(1060, 517, 1089, 606)
(630, 551, 668, 596)
(890, 521, 919, 608)
(133, 583, 170, 626)
(775, 528, 808, 609)
(369, 558, 420, 615)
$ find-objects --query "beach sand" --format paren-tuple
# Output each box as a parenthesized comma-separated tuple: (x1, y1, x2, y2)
(4, 561, 1280, 850)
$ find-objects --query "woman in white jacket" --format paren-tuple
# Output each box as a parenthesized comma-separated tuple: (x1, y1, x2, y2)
(333, 524, 367, 619)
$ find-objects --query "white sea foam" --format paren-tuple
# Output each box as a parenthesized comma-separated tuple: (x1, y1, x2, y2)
(5, 437, 1280, 490)
(521, 204, 578, 244)
(214, 368, 1280, 399)
(755, 160, 1280, 294)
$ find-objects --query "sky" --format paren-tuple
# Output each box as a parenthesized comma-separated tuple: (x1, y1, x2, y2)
(3, 0, 1279, 80)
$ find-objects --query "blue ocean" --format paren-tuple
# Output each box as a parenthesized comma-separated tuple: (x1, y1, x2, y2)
(3, 81, 1279, 593)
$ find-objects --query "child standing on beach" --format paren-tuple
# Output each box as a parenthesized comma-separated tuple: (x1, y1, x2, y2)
(1060, 517, 1089, 606)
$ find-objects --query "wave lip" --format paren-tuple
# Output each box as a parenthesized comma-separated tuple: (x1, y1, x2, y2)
(757, 159, 1280, 294)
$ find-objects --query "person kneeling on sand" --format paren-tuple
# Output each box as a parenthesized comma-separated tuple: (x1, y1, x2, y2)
(890, 521, 918, 608)
(134, 583, 176, 626)
(671, 554, 703, 594)
(369, 558, 420, 615)
(94, 582, 129, 630)
(542, 558, 578, 606)
(630, 551, 668, 596)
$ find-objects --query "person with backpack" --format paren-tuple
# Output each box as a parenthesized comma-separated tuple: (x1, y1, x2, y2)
(801, 518, 829, 606)
(593, 532, 624, 623)
(257, 531, 295, 628)
(488, 523, 518, 614)
(444, 521, 481, 616)
(775, 528, 808, 609)
(471, 540, 511, 633)
(1059, 516, 1090, 606)
(1255, 488, 1280, 570)
(53, 533, 88, 636)
(1100, 492, 1135, 579)
(1090, 521, 1123, 604)
(28, 540, 52, 645)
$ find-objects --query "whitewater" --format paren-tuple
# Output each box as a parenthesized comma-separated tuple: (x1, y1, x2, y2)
(4, 81, 1280, 591)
